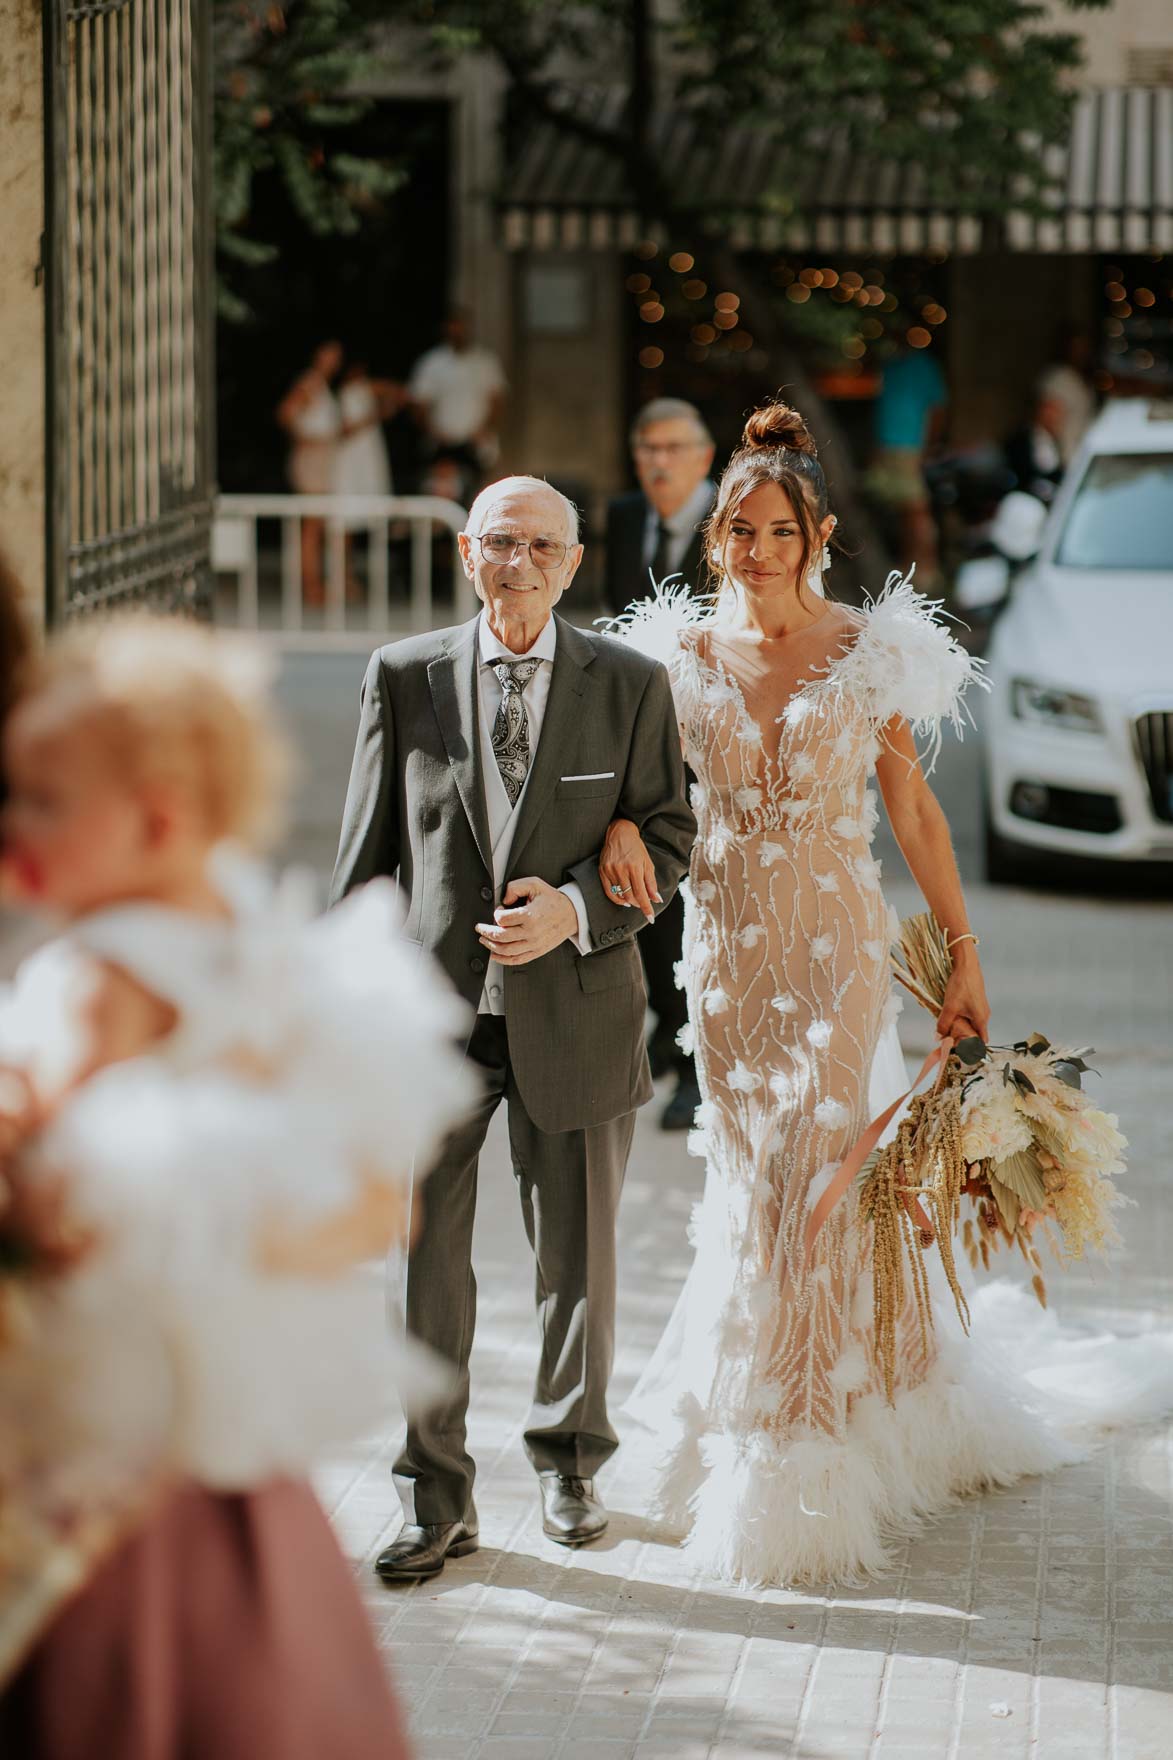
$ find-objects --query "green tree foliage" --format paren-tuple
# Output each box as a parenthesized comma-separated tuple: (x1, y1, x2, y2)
(416, 0, 1109, 222)
(421, 0, 1108, 581)
(215, 0, 1110, 320)
(214, 0, 405, 321)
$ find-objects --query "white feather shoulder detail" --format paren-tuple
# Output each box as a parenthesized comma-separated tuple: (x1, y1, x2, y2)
(596, 574, 715, 671)
(597, 575, 715, 727)
(815, 570, 987, 768)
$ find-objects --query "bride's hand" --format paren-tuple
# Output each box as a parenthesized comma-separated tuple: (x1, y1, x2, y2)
(936, 950, 991, 1045)
(599, 819, 661, 924)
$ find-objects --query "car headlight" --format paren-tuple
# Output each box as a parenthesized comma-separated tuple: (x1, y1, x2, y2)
(1010, 678, 1103, 732)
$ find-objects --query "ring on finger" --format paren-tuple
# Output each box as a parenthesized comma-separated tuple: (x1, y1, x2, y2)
(610, 883, 629, 896)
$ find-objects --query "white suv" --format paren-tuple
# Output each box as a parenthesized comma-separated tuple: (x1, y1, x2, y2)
(982, 399, 1173, 881)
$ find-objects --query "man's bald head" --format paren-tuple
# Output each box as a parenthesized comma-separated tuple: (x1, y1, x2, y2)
(466, 476, 580, 545)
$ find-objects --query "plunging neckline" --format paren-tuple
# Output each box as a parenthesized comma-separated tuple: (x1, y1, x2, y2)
(692, 611, 866, 742)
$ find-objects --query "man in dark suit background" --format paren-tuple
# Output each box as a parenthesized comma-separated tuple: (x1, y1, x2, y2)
(604, 399, 716, 1131)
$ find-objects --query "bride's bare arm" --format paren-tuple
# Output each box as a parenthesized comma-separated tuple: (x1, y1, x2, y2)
(874, 717, 991, 1043)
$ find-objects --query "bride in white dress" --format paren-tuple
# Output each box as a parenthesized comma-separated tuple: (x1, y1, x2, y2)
(600, 400, 1087, 1587)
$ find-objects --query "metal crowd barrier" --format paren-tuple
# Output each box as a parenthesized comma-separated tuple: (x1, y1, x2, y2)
(212, 493, 472, 641)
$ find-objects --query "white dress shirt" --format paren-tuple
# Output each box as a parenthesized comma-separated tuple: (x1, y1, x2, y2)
(476, 614, 592, 1015)
(641, 478, 716, 582)
(408, 344, 507, 445)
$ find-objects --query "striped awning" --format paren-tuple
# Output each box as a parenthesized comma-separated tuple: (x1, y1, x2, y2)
(501, 86, 1173, 256)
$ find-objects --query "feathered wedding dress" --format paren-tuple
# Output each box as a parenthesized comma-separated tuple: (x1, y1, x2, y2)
(609, 579, 1087, 1587)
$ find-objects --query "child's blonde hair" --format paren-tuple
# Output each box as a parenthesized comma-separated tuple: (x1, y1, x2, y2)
(32, 615, 291, 848)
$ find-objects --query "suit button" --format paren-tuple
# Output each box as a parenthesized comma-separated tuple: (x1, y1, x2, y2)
(480, 886, 493, 902)
(470, 956, 486, 974)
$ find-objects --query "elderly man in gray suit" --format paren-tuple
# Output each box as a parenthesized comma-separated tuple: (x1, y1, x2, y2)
(331, 474, 695, 1581)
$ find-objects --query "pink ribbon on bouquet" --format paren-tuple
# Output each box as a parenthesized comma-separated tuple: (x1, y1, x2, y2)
(803, 1037, 952, 1268)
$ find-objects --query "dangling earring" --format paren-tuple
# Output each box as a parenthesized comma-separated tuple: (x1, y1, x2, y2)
(807, 547, 830, 599)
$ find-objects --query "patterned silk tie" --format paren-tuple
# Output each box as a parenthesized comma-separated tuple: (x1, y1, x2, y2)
(489, 658, 542, 807)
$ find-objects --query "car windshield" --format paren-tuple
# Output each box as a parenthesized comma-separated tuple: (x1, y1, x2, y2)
(1055, 451, 1173, 570)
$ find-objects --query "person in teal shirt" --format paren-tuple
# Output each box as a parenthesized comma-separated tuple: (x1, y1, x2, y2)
(868, 334, 948, 587)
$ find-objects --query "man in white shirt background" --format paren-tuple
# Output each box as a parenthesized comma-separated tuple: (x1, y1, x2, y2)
(604, 398, 716, 1131)
(408, 308, 507, 501)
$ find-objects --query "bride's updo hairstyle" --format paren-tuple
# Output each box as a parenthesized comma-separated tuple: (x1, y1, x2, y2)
(704, 398, 834, 611)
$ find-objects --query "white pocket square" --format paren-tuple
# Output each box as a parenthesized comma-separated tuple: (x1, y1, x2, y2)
(561, 772, 615, 781)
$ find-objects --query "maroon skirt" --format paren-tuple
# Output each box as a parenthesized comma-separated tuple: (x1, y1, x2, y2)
(0, 1478, 412, 1760)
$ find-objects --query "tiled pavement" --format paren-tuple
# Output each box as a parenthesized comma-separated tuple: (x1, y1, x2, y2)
(292, 648, 1171, 1757)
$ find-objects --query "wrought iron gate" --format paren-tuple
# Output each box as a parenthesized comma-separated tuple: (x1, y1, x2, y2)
(44, 0, 215, 621)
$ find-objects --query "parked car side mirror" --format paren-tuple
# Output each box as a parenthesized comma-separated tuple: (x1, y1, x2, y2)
(990, 490, 1049, 563)
(954, 554, 1011, 613)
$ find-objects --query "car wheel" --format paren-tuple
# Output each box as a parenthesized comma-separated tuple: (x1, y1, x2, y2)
(982, 803, 1034, 886)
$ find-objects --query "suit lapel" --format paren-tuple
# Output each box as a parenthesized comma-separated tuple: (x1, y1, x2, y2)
(428, 618, 493, 874)
(507, 615, 594, 874)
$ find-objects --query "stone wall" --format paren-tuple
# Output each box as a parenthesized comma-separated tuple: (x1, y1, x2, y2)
(0, 0, 44, 627)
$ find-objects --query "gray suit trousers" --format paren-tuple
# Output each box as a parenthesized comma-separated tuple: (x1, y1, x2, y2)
(394, 1016, 634, 1527)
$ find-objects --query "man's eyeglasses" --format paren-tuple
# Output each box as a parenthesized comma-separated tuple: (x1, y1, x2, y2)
(471, 531, 570, 569)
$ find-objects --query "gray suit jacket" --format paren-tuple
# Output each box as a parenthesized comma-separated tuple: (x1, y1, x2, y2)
(330, 612, 696, 1134)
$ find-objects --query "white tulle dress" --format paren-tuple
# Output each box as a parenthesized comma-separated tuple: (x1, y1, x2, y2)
(0, 855, 476, 1746)
(0, 852, 474, 1579)
(608, 577, 1173, 1588)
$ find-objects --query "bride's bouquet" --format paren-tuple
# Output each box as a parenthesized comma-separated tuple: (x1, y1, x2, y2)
(858, 914, 1127, 1400)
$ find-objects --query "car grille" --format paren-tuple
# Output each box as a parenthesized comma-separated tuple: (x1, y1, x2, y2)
(1009, 781, 1122, 835)
(1135, 711, 1173, 824)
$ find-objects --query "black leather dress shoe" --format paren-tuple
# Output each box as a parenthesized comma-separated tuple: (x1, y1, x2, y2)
(374, 1520, 478, 1581)
(539, 1474, 608, 1546)
(660, 1077, 701, 1132)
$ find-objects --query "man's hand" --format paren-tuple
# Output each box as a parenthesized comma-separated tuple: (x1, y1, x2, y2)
(476, 877, 578, 967)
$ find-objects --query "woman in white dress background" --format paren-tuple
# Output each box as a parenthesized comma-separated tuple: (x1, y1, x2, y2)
(335, 358, 405, 598)
(601, 400, 1079, 1587)
(335, 357, 400, 502)
(276, 339, 344, 607)
(278, 347, 404, 606)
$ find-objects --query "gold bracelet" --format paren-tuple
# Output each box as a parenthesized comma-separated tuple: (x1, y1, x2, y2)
(947, 932, 980, 952)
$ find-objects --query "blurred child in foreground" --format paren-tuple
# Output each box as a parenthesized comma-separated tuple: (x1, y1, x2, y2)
(0, 614, 472, 1758)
